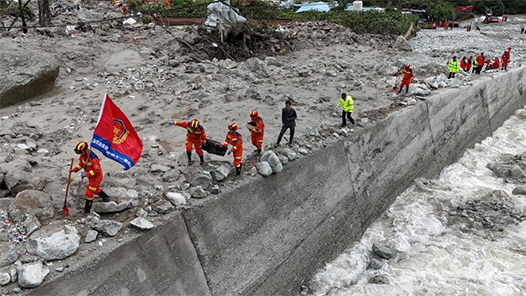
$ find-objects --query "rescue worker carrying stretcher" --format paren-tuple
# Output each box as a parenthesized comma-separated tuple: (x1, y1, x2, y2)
(70, 141, 110, 213)
(169, 119, 207, 165)
(224, 123, 243, 176)
(249, 110, 264, 155)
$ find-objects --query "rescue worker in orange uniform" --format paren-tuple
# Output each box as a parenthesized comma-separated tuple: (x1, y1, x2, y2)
(70, 141, 109, 213)
(502, 47, 511, 71)
(460, 57, 467, 72)
(169, 119, 206, 165)
(249, 110, 264, 155)
(397, 64, 414, 94)
(466, 56, 473, 72)
(493, 57, 500, 70)
(224, 123, 243, 176)
(475, 53, 485, 74)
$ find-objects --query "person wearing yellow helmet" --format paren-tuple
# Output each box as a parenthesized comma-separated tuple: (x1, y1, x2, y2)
(224, 123, 243, 176)
(169, 119, 207, 165)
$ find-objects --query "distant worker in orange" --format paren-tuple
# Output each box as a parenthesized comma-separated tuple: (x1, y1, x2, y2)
(493, 57, 500, 70)
(224, 123, 243, 176)
(444, 21, 449, 31)
(70, 141, 110, 213)
(169, 119, 207, 165)
(460, 57, 467, 72)
(397, 64, 414, 94)
(475, 52, 485, 74)
(249, 110, 264, 155)
(467, 56, 473, 72)
(164, 0, 170, 6)
(502, 47, 511, 71)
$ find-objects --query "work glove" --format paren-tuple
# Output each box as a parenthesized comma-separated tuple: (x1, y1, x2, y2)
(227, 150, 232, 155)
(80, 172, 86, 179)
(168, 120, 174, 126)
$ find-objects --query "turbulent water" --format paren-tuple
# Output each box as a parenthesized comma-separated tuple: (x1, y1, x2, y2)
(310, 109, 526, 296)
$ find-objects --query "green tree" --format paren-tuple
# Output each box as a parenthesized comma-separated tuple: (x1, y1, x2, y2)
(427, 2, 454, 21)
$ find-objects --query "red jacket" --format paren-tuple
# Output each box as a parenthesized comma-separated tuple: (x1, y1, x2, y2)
(460, 59, 467, 70)
(250, 117, 265, 135)
(224, 131, 243, 153)
(493, 58, 500, 69)
(73, 151, 102, 179)
(399, 69, 414, 82)
(476, 55, 485, 66)
(175, 121, 206, 143)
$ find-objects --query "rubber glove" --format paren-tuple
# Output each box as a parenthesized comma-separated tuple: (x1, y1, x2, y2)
(168, 120, 174, 126)
(227, 150, 232, 155)
(80, 172, 86, 179)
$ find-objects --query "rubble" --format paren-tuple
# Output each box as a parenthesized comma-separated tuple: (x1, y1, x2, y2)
(84, 230, 98, 243)
(130, 217, 155, 230)
(190, 186, 208, 199)
(165, 192, 187, 206)
(17, 261, 49, 288)
(9, 190, 55, 223)
(256, 162, 273, 177)
(27, 225, 80, 261)
(90, 220, 122, 237)
(261, 151, 283, 174)
(92, 201, 132, 214)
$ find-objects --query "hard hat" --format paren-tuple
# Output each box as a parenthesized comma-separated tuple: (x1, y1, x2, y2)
(190, 119, 200, 129)
(229, 123, 238, 131)
(508, 47, 512, 50)
(250, 110, 258, 118)
(405, 64, 410, 68)
(74, 141, 88, 154)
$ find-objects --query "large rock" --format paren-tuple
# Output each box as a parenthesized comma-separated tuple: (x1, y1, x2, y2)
(372, 242, 394, 259)
(0, 249, 19, 267)
(27, 226, 80, 261)
(487, 163, 526, 178)
(162, 169, 180, 182)
(23, 215, 41, 236)
(17, 261, 49, 288)
(512, 186, 526, 195)
(0, 272, 10, 286)
(243, 58, 269, 76)
(165, 192, 187, 206)
(130, 217, 154, 230)
(4, 170, 43, 196)
(190, 186, 208, 199)
(9, 190, 54, 223)
(92, 201, 132, 214)
(261, 151, 283, 174)
(394, 35, 412, 51)
(256, 162, 273, 177)
(184, 170, 212, 188)
(90, 220, 123, 237)
(0, 42, 59, 108)
(205, 162, 232, 182)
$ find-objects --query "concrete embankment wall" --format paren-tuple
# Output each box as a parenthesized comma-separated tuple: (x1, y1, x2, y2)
(33, 68, 526, 296)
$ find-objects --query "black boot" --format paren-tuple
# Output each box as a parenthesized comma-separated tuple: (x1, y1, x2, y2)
(256, 149, 261, 155)
(199, 155, 204, 165)
(236, 163, 242, 176)
(187, 151, 192, 165)
(98, 190, 110, 202)
(84, 199, 93, 213)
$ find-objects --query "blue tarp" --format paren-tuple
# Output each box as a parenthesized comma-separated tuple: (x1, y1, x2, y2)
(295, 2, 337, 13)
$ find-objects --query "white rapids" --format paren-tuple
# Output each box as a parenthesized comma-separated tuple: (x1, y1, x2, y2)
(310, 108, 526, 296)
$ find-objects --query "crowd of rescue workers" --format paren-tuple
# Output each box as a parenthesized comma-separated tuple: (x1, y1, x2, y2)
(68, 46, 513, 214)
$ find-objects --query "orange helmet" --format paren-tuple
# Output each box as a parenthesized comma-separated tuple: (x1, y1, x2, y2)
(229, 122, 238, 131)
(74, 141, 88, 154)
(405, 64, 410, 68)
(190, 119, 200, 129)
(250, 110, 258, 118)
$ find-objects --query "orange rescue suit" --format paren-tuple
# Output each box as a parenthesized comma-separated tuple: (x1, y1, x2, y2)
(250, 116, 265, 150)
(476, 55, 485, 67)
(73, 151, 103, 200)
(224, 131, 243, 168)
(399, 68, 414, 90)
(175, 121, 207, 156)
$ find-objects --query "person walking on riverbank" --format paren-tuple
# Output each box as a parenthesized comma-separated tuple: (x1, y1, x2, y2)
(448, 56, 460, 79)
(338, 93, 355, 127)
(275, 100, 297, 148)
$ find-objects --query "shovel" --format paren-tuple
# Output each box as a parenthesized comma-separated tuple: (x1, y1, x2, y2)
(392, 74, 400, 92)
(63, 158, 74, 216)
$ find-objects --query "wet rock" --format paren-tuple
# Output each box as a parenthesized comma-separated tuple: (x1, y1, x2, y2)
(27, 226, 80, 261)
(0, 272, 10, 285)
(369, 275, 389, 285)
(487, 163, 525, 178)
(165, 192, 187, 206)
(261, 151, 282, 174)
(92, 201, 132, 214)
(512, 186, 526, 195)
(90, 220, 123, 237)
(0, 249, 19, 267)
(84, 230, 98, 243)
(190, 186, 208, 199)
(372, 242, 394, 259)
(130, 217, 154, 230)
(0, 44, 59, 108)
(9, 190, 54, 222)
(23, 215, 41, 236)
(394, 35, 412, 51)
(368, 258, 383, 270)
(256, 162, 273, 177)
(184, 170, 212, 188)
(205, 162, 232, 182)
(154, 201, 174, 214)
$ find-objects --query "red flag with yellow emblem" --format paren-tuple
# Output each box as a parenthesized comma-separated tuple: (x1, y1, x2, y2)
(91, 94, 143, 170)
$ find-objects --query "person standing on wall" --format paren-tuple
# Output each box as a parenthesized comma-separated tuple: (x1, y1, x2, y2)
(475, 53, 485, 74)
(397, 64, 414, 94)
(502, 47, 511, 71)
(275, 100, 297, 148)
(338, 93, 355, 128)
(448, 56, 460, 79)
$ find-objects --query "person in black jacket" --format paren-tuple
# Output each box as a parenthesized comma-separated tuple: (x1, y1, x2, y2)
(275, 100, 297, 147)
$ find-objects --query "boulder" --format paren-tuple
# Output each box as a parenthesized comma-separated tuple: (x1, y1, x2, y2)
(162, 169, 180, 182)
(211, 185, 220, 194)
(165, 192, 187, 206)
(84, 230, 98, 243)
(92, 201, 132, 214)
(394, 35, 412, 51)
(512, 186, 526, 195)
(0, 272, 10, 286)
(90, 220, 123, 237)
(149, 164, 171, 174)
(17, 261, 50, 288)
(4, 170, 42, 196)
(282, 149, 297, 161)
(257, 162, 273, 177)
(487, 163, 526, 178)
(0, 249, 19, 267)
(27, 226, 80, 261)
(0, 43, 60, 107)
(372, 242, 394, 259)
(130, 217, 155, 230)
(368, 258, 383, 270)
(154, 201, 174, 214)
(369, 275, 389, 285)
(23, 215, 41, 236)
(298, 148, 308, 155)
(190, 186, 208, 199)
(9, 190, 54, 223)
(243, 58, 270, 76)
(261, 151, 282, 174)
(9, 269, 16, 283)
(184, 170, 212, 188)
(205, 162, 232, 182)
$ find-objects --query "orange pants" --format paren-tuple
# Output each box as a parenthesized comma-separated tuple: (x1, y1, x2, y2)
(251, 132, 264, 149)
(502, 60, 508, 69)
(186, 138, 203, 156)
(232, 149, 242, 168)
(86, 175, 102, 200)
(400, 79, 411, 90)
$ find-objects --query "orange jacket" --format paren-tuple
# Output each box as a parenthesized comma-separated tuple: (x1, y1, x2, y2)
(400, 69, 414, 82)
(493, 58, 500, 69)
(460, 59, 467, 70)
(467, 58, 472, 68)
(175, 121, 206, 143)
(250, 117, 265, 135)
(224, 131, 243, 153)
(476, 55, 485, 66)
(73, 151, 102, 179)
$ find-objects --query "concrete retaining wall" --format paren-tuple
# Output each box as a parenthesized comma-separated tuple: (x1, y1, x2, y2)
(32, 68, 526, 296)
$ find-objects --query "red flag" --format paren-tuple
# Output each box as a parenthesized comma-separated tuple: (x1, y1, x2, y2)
(91, 94, 143, 170)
